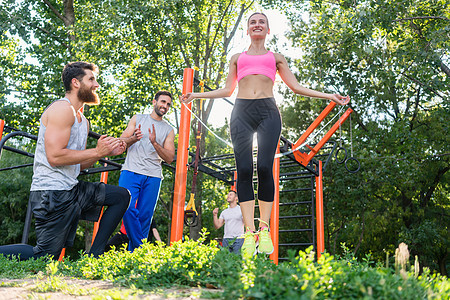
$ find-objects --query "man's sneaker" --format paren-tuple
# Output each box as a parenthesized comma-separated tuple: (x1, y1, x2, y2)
(105, 231, 129, 251)
(257, 225, 274, 255)
(241, 229, 257, 258)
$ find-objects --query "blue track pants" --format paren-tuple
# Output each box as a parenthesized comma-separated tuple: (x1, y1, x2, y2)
(120, 170, 161, 252)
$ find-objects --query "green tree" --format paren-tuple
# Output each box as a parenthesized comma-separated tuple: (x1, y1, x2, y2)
(263, 0, 449, 274)
(0, 148, 34, 245)
(0, 0, 254, 247)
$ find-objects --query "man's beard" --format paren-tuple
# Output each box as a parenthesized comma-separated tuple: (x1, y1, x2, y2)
(154, 105, 167, 117)
(78, 84, 100, 105)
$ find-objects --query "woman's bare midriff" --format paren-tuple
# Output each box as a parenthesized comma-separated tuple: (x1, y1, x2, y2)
(236, 75, 275, 99)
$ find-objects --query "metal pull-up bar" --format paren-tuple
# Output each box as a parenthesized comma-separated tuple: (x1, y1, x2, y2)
(292, 102, 353, 167)
(170, 68, 353, 264)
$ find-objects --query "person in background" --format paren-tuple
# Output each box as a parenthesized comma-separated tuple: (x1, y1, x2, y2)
(213, 190, 244, 254)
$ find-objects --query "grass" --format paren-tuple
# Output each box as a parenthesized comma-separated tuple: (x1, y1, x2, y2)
(0, 231, 448, 299)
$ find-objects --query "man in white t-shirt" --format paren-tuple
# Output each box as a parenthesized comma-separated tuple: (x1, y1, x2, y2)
(213, 190, 244, 254)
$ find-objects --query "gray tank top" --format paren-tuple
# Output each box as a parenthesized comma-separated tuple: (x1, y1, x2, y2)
(122, 114, 173, 178)
(30, 98, 88, 191)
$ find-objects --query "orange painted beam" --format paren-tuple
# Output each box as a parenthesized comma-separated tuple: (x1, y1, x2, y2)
(293, 107, 353, 167)
(293, 102, 336, 150)
(315, 161, 324, 259)
(57, 248, 65, 261)
(292, 102, 336, 166)
(0, 119, 4, 138)
(305, 108, 353, 164)
(269, 144, 280, 264)
(231, 171, 237, 192)
(170, 68, 194, 243)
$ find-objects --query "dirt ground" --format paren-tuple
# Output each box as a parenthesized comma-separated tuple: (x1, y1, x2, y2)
(0, 277, 220, 299)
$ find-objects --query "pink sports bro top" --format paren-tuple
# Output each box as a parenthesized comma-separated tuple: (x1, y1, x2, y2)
(237, 51, 277, 83)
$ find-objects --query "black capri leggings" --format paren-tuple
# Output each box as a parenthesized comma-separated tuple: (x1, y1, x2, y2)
(230, 97, 281, 203)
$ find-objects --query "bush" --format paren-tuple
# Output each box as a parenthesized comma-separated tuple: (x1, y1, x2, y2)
(1, 234, 448, 299)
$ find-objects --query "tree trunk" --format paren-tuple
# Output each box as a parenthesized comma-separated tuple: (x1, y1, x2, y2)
(353, 211, 365, 256)
(420, 166, 450, 208)
(441, 61, 450, 78)
(438, 252, 448, 276)
(43, 0, 75, 27)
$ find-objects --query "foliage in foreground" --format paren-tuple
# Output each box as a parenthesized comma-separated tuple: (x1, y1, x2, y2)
(0, 234, 448, 299)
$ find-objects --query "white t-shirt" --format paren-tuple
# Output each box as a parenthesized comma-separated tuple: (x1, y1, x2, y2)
(219, 205, 244, 239)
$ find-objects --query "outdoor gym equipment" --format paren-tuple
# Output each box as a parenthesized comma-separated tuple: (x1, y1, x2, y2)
(170, 68, 354, 263)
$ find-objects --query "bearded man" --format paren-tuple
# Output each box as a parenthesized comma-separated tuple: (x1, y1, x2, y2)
(0, 61, 130, 260)
(111, 90, 175, 252)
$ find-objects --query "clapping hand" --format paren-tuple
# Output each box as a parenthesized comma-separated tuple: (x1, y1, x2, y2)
(96, 135, 126, 157)
(149, 124, 157, 145)
(133, 124, 143, 141)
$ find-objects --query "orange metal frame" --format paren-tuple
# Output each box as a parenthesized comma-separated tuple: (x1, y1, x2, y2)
(315, 161, 324, 259)
(0, 120, 4, 141)
(169, 71, 352, 261)
(269, 145, 280, 264)
(293, 103, 353, 167)
(2, 79, 350, 261)
(231, 171, 237, 192)
(170, 68, 194, 243)
(290, 105, 352, 260)
(291, 105, 352, 260)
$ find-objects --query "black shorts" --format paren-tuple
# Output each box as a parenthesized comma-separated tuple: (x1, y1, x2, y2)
(30, 181, 106, 258)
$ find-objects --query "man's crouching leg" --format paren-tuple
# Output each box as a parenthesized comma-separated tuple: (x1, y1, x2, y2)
(89, 185, 130, 257)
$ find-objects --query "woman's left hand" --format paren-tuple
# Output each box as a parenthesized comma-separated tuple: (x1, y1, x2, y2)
(331, 94, 350, 105)
(179, 93, 196, 104)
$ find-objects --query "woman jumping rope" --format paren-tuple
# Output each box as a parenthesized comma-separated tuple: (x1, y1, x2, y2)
(180, 12, 350, 258)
